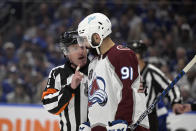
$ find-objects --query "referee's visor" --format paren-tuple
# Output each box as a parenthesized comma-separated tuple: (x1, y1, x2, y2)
(77, 36, 90, 48)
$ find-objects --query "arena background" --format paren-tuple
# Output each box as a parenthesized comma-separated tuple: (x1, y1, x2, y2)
(0, 0, 196, 131)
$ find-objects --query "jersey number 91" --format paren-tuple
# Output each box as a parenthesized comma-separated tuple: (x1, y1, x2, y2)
(121, 66, 133, 80)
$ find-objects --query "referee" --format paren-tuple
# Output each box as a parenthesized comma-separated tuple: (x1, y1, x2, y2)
(128, 40, 184, 131)
(42, 31, 89, 131)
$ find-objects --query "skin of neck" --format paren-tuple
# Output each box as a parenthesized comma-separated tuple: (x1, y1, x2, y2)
(136, 53, 146, 72)
(99, 37, 115, 55)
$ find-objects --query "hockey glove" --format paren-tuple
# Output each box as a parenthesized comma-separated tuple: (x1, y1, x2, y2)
(79, 122, 91, 131)
(106, 120, 128, 131)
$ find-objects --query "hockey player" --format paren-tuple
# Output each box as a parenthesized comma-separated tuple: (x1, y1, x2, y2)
(42, 31, 89, 131)
(77, 13, 150, 131)
(128, 40, 184, 131)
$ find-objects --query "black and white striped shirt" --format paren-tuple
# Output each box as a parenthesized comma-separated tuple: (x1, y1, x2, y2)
(141, 62, 182, 108)
(42, 61, 89, 131)
(141, 62, 182, 131)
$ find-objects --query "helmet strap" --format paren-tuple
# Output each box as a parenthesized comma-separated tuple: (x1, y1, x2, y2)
(96, 47, 100, 55)
(95, 37, 103, 55)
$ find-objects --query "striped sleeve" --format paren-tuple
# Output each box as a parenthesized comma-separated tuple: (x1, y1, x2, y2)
(41, 68, 75, 115)
(149, 66, 182, 104)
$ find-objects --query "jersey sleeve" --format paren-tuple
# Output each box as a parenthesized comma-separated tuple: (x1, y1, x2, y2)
(108, 46, 140, 125)
(41, 68, 75, 115)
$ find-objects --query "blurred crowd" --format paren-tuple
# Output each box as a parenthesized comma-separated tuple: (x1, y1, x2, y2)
(0, 0, 196, 105)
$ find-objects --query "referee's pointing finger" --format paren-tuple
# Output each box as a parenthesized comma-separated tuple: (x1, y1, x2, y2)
(76, 64, 83, 76)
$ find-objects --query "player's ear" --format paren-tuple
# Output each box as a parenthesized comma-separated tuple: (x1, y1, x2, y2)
(92, 33, 101, 44)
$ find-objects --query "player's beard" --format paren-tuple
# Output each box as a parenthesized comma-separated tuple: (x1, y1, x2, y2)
(88, 37, 99, 56)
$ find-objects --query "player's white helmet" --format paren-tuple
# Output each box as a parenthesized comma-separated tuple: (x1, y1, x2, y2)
(77, 13, 112, 54)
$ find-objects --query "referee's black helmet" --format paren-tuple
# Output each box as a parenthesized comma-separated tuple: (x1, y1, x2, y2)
(59, 31, 78, 55)
(127, 40, 147, 56)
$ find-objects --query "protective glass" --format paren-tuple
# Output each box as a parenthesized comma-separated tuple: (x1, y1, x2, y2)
(68, 44, 85, 54)
(59, 43, 82, 55)
(77, 36, 90, 47)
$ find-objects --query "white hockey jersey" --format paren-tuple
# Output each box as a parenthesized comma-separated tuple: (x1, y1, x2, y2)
(87, 45, 149, 130)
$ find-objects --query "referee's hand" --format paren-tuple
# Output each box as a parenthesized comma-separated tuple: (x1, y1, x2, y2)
(71, 65, 84, 89)
(172, 103, 184, 114)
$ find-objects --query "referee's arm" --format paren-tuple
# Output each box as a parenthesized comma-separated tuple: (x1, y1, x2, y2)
(151, 69, 182, 104)
(41, 69, 75, 115)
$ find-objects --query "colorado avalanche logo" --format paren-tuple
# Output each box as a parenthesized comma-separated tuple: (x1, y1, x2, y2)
(88, 75, 108, 107)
